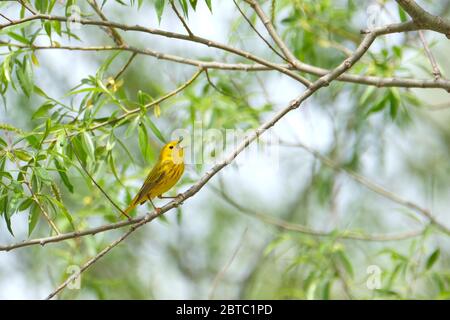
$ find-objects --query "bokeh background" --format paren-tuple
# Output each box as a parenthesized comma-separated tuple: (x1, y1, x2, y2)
(0, 0, 449, 299)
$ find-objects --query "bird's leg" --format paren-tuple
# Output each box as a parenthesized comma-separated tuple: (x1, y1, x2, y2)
(148, 197, 161, 214)
(158, 194, 184, 206)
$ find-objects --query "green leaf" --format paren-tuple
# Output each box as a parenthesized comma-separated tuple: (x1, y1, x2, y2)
(205, 0, 212, 12)
(335, 250, 354, 278)
(178, 0, 189, 16)
(52, 198, 74, 229)
(142, 115, 166, 143)
(108, 152, 123, 185)
(82, 132, 95, 160)
(16, 56, 34, 97)
(14, 149, 32, 162)
(28, 202, 40, 236)
(2, 192, 14, 236)
(366, 94, 389, 116)
(35, 0, 49, 13)
(54, 159, 74, 193)
(138, 122, 150, 161)
(52, 20, 62, 36)
(7, 32, 31, 45)
(398, 6, 408, 22)
(189, 0, 197, 10)
(19, 198, 33, 211)
(155, 0, 165, 23)
(426, 249, 440, 270)
(359, 86, 376, 106)
(71, 136, 87, 165)
(0, 136, 7, 149)
(34, 166, 52, 184)
(0, 21, 34, 36)
(158, 212, 170, 224)
(322, 281, 331, 300)
(44, 21, 52, 38)
(389, 88, 401, 120)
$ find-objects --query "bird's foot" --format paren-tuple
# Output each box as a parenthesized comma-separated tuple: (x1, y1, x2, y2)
(175, 193, 184, 205)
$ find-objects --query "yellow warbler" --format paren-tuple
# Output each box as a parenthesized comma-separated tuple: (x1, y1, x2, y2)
(124, 137, 185, 216)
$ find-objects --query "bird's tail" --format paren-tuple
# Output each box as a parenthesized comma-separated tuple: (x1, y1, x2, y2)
(122, 195, 140, 218)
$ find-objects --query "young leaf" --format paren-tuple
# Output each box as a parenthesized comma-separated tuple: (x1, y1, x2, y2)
(205, 0, 212, 12)
(28, 202, 40, 236)
(335, 250, 354, 278)
(34, 166, 53, 184)
(82, 132, 96, 160)
(155, 0, 165, 23)
(54, 159, 74, 193)
(142, 115, 166, 143)
(14, 149, 32, 162)
(178, 0, 189, 16)
(398, 6, 408, 22)
(426, 249, 440, 270)
(138, 122, 150, 161)
(189, 0, 197, 10)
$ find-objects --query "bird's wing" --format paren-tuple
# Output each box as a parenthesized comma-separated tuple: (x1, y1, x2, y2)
(133, 165, 166, 205)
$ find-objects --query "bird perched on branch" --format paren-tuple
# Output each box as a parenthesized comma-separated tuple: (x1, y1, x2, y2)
(123, 137, 185, 217)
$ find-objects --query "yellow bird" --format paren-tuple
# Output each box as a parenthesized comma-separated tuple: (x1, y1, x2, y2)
(123, 138, 185, 217)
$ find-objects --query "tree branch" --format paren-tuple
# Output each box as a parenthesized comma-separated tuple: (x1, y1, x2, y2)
(396, 0, 450, 38)
(0, 13, 13, 23)
(0, 14, 311, 87)
(87, 0, 125, 46)
(418, 30, 443, 80)
(278, 140, 450, 235)
(169, 0, 194, 37)
(233, 0, 288, 63)
(3, 41, 448, 90)
(212, 186, 425, 241)
(243, 0, 306, 70)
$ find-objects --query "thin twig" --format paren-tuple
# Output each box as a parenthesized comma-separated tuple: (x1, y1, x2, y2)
(395, 0, 450, 38)
(12, 157, 61, 234)
(278, 140, 450, 235)
(0, 13, 13, 23)
(87, 0, 125, 46)
(114, 52, 137, 80)
(3, 41, 448, 91)
(204, 69, 240, 99)
(212, 186, 425, 241)
(63, 128, 130, 219)
(169, 0, 194, 37)
(45, 218, 146, 299)
(243, 0, 306, 70)
(0, 216, 142, 252)
(418, 30, 442, 80)
(233, 0, 288, 63)
(17, 0, 36, 15)
(0, 14, 313, 87)
(89, 68, 204, 131)
(40, 67, 203, 145)
(69, 51, 137, 130)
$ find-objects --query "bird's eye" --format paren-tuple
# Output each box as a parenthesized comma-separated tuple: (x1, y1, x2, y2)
(169, 146, 174, 149)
